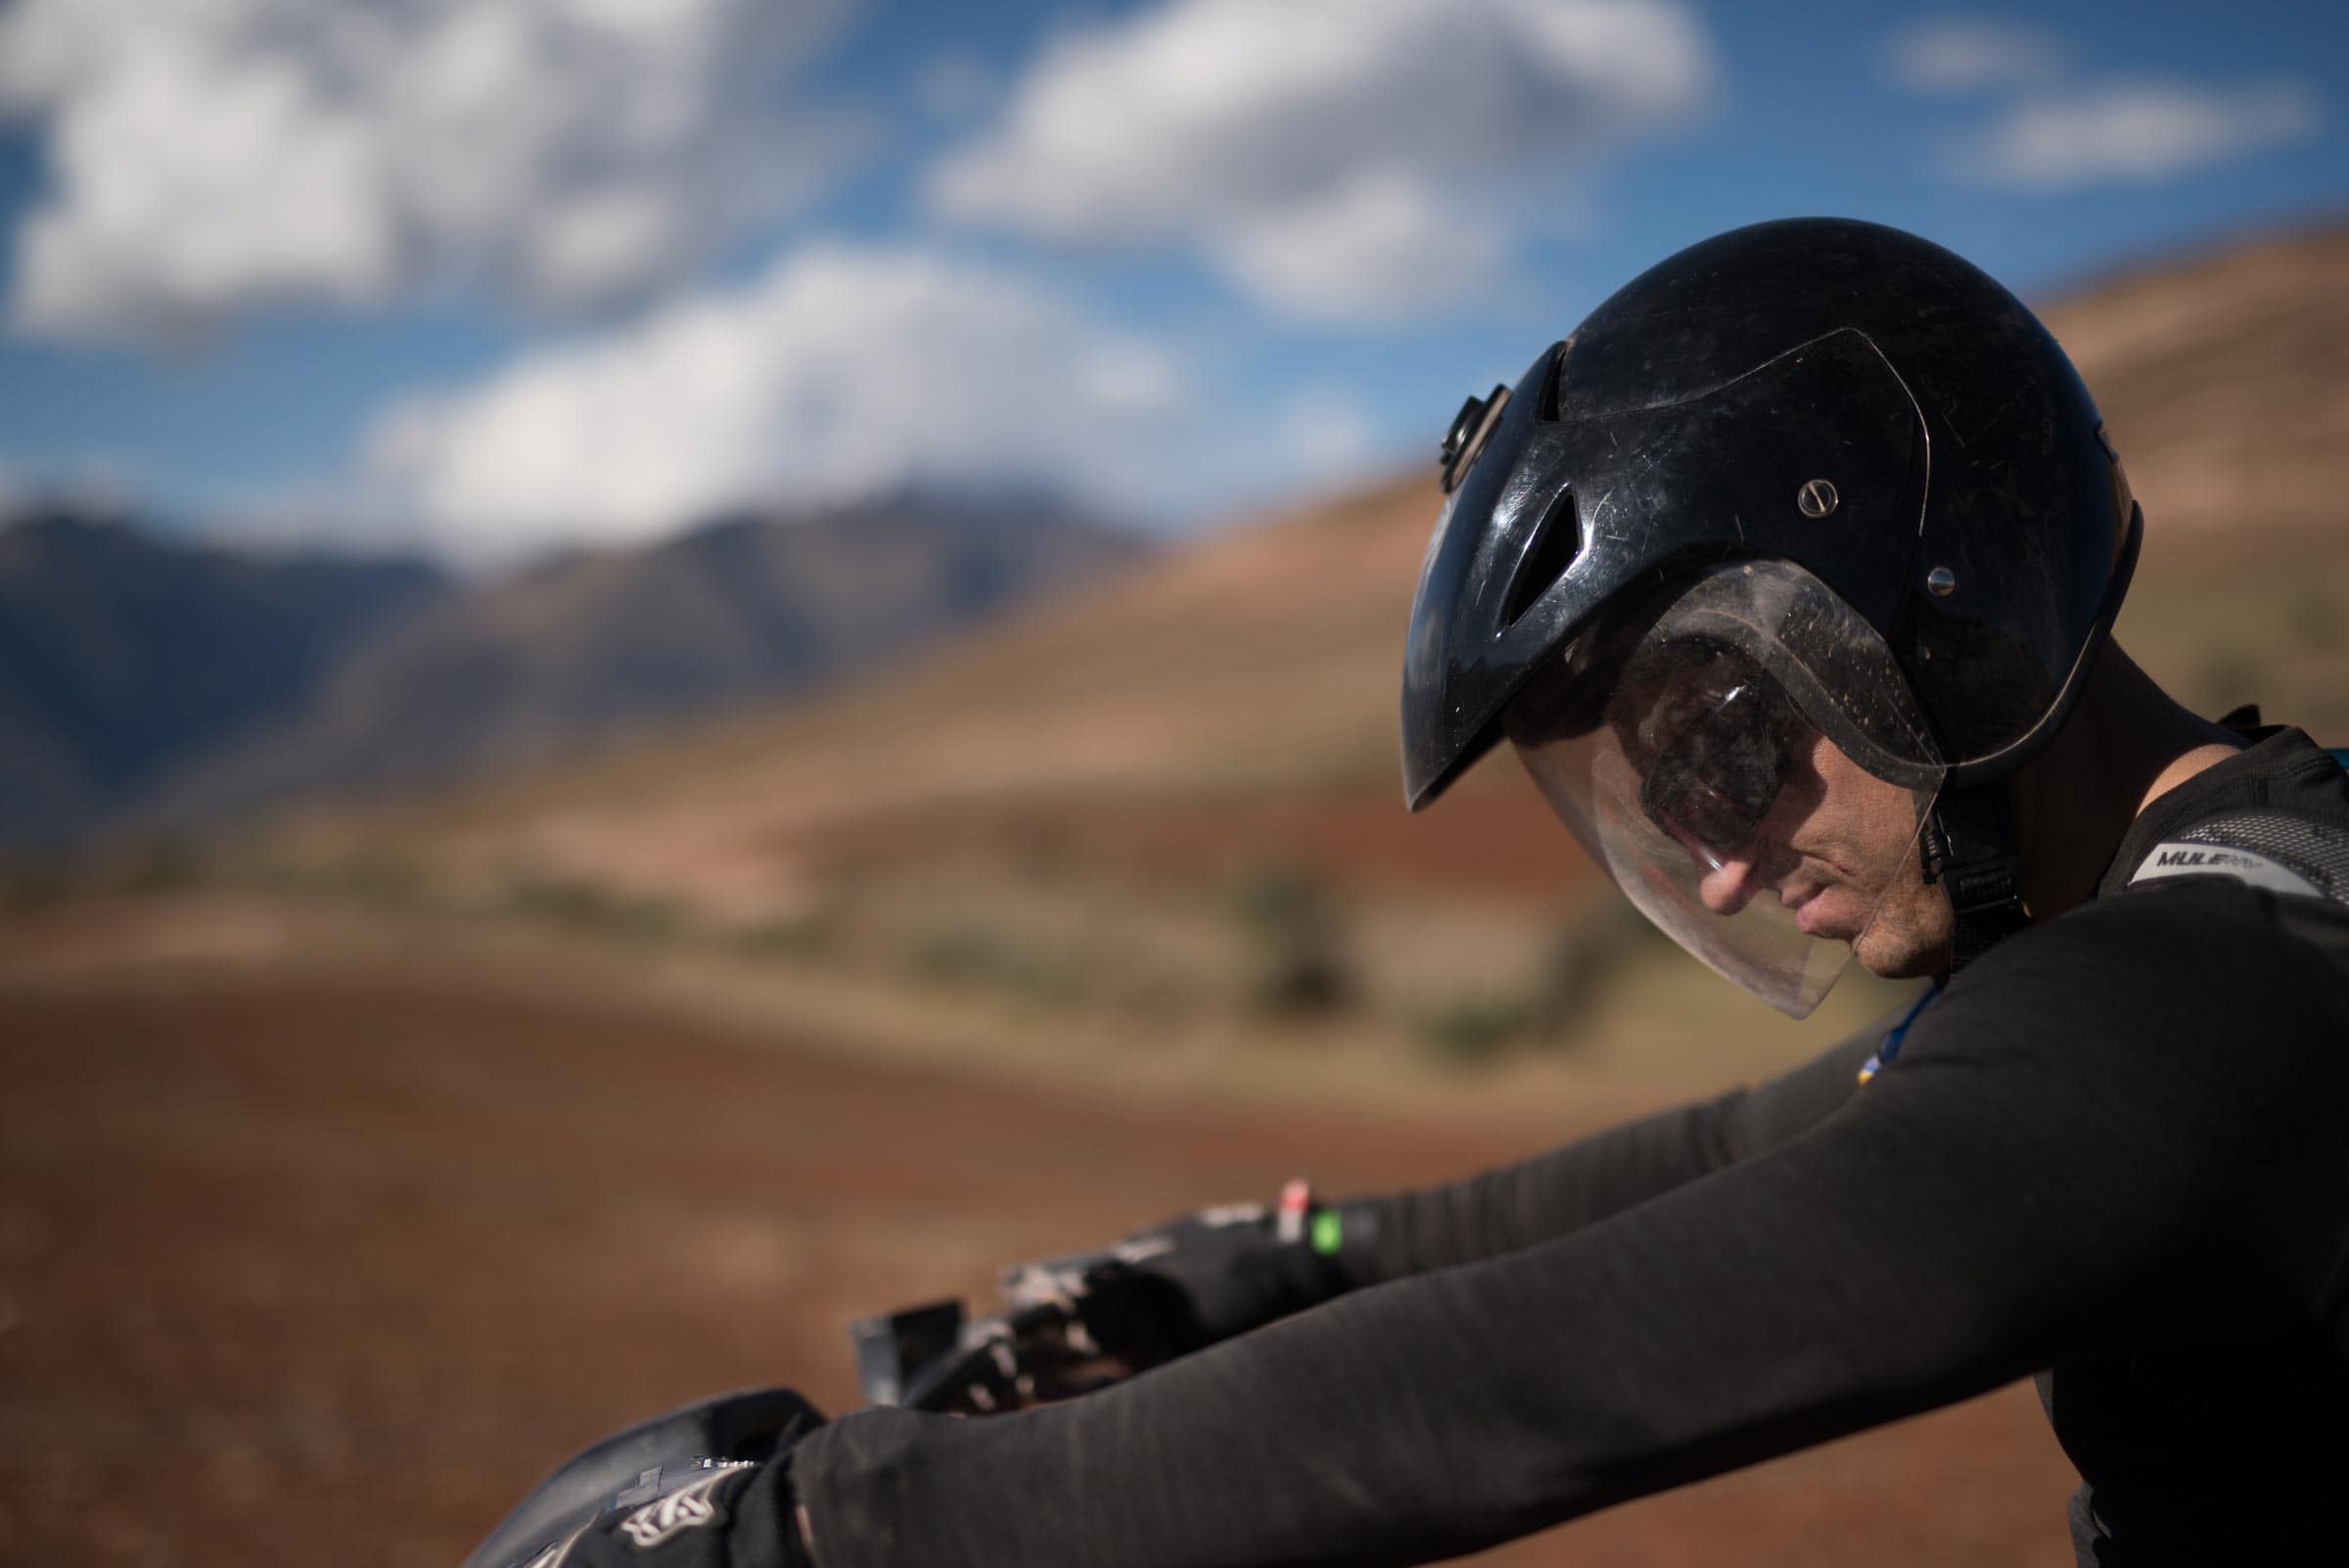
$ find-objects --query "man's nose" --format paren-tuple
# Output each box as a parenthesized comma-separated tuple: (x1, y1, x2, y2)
(1695, 853, 1763, 916)
(1658, 814, 1763, 915)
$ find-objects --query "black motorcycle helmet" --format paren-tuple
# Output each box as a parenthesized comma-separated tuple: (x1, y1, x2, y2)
(1402, 217, 2140, 1013)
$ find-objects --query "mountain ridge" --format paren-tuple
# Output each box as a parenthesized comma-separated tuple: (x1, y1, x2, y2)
(0, 509, 451, 843)
(0, 495, 1144, 845)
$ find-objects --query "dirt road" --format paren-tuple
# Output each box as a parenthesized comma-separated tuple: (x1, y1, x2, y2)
(0, 966, 2074, 1568)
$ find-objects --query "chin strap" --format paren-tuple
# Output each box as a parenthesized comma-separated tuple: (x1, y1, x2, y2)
(1920, 783, 2031, 973)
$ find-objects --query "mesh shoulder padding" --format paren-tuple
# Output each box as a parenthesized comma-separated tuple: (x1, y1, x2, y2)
(2128, 809, 2349, 906)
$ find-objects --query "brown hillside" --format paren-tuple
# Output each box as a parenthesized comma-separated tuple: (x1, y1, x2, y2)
(276, 472, 1594, 924)
(2041, 221, 2349, 538)
(253, 221, 2349, 934)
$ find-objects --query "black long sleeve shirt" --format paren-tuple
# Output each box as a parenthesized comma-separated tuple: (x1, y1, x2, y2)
(792, 730, 2349, 1567)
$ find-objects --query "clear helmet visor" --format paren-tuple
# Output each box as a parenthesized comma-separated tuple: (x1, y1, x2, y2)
(1504, 560, 1949, 1017)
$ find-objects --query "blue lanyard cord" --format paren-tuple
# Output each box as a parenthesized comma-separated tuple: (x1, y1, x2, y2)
(1857, 987, 1936, 1085)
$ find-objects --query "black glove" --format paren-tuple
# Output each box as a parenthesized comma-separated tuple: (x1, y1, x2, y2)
(464, 1388, 822, 1568)
(555, 1452, 815, 1568)
(1002, 1180, 1366, 1365)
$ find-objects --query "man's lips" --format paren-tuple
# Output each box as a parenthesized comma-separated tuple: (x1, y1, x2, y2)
(1781, 878, 1838, 937)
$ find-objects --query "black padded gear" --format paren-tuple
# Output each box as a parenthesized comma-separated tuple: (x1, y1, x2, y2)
(2162, 807, 2349, 897)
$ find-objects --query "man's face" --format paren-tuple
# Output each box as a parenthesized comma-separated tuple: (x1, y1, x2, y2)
(1508, 565, 1958, 1015)
(1621, 659, 1954, 980)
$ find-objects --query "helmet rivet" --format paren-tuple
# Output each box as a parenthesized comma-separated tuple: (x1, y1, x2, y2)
(1797, 479, 1838, 518)
(1926, 566, 1958, 597)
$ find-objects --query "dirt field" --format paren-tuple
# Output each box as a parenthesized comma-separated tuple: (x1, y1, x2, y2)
(0, 964, 2078, 1568)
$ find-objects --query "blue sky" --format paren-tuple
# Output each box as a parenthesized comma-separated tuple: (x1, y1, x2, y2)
(0, 0, 2343, 566)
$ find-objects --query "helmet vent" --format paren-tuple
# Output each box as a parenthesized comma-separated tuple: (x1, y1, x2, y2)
(1501, 488, 1581, 627)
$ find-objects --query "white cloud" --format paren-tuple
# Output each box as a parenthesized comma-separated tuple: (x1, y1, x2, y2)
(1884, 19, 2062, 96)
(925, 0, 1714, 325)
(1958, 78, 2324, 188)
(1219, 172, 1513, 324)
(361, 245, 1232, 564)
(0, 0, 862, 342)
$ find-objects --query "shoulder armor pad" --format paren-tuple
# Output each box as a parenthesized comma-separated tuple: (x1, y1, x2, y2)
(2128, 808, 2349, 906)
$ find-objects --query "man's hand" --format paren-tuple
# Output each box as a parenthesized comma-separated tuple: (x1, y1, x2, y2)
(464, 1389, 824, 1568)
(550, 1455, 817, 1568)
(1001, 1180, 1357, 1367)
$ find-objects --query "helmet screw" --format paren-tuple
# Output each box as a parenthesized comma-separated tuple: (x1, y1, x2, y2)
(1797, 479, 1838, 518)
(1926, 566, 1958, 597)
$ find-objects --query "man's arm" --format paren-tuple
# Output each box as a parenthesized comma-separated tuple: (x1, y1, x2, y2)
(792, 895, 2347, 1568)
(999, 1002, 1902, 1360)
(1333, 1009, 1891, 1288)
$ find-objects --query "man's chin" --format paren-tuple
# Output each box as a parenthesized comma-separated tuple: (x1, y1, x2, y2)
(1853, 919, 1954, 982)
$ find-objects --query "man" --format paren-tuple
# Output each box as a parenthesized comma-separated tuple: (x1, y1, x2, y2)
(490, 219, 2349, 1567)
